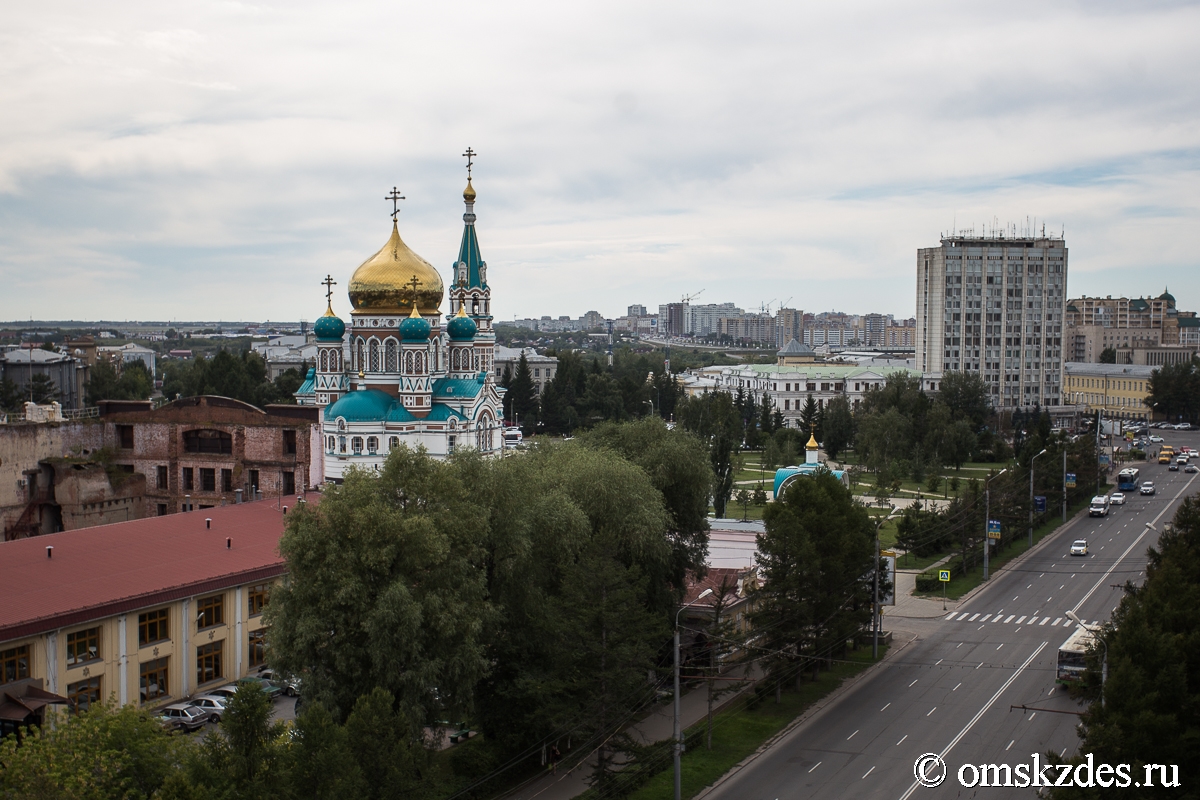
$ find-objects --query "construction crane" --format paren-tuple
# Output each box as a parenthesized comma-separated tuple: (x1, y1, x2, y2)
(759, 298, 777, 314)
(681, 289, 704, 304)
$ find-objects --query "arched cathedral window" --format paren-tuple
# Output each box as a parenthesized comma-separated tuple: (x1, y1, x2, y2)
(320, 350, 328, 372)
(369, 339, 380, 372)
(385, 339, 397, 372)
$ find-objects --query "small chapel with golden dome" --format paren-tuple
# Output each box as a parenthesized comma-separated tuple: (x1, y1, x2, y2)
(295, 152, 505, 482)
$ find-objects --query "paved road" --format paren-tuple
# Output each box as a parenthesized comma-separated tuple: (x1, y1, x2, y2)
(703, 431, 1199, 800)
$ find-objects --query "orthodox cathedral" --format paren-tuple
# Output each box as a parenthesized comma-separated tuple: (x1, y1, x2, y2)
(295, 154, 505, 482)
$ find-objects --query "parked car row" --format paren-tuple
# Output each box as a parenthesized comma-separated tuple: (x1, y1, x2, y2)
(1150, 422, 1193, 430)
(156, 672, 299, 732)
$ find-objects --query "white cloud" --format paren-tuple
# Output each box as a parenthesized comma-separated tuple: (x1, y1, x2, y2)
(0, 0, 1197, 322)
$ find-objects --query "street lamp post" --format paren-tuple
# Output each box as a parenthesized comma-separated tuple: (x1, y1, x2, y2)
(674, 587, 713, 800)
(1029, 449, 1047, 549)
(983, 468, 1007, 581)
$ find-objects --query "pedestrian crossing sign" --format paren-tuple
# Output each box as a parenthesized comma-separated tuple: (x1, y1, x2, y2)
(938, 570, 951, 582)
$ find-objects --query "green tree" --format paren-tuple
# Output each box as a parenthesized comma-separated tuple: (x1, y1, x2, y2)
(711, 428, 736, 518)
(0, 377, 22, 412)
(263, 447, 494, 724)
(507, 352, 539, 432)
(29, 373, 58, 404)
(0, 702, 183, 800)
(283, 702, 366, 800)
(85, 361, 154, 405)
(798, 394, 819, 438)
(937, 370, 990, 430)
(1145, 357, 1200, 423)
(753, 469, 875, 681)
(1045, 496, 1200, 799)
(822, 396, 854, 461)
(344, 688, 428, 800)
(185, 683, 285, 796)
(1098, 346, 1117, 364)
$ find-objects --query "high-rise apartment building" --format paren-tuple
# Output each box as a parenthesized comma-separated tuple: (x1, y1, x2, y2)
(916, 234, 1067, 409)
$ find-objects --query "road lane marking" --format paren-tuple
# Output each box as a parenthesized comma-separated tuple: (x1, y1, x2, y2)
(936, 659, 943, 665)
(1059, 585, 1065, 590)
(1027, 584, 1032, 589)
(1016, 616, 1027, 624)
(909, 680, 918, 687)
(808, 761, 821, 773)
(927, 707, 937, 716)
(956, 613, 968, 620)
(980, 615, 991, 622)
(1039, 617, 1049, 625)
(977, 625, 985, 630)
(1029, 713, 1037, 721)
(956, 643, 963, 648)
(896, 734, 907, 745)
(1063, 620, 1073, 626)
(944, 612, 956, 620)
(848, 729, 858, 740)
(953, 683, 961, 691)
(881, 702, 890, 711)
(1013, 596, 1019, 601)
(976, 662, 983, 669)
(896, 643, 1048, 800)
(1006, 739, 1015, 751)
(969, 613, 980, 621)
(1004, 615, 1015, 623)
(863, 766, 875, 779)
(997, 643, 1004, 650)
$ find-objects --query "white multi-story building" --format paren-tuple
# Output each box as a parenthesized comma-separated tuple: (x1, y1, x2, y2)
(916, 234, 1067, 409)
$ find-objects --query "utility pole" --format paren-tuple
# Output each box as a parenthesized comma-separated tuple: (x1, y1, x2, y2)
(984, 469, 1007, 580)
(1030, 449, 1047, 548)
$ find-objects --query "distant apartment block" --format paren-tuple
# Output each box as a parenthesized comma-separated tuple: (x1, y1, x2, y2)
(916, 233, 1067, 409)
(494, 346, 558, 395)
(1064, 290, 1199, 364)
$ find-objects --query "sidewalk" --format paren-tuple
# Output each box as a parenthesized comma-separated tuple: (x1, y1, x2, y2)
(502, 666, 757, 800)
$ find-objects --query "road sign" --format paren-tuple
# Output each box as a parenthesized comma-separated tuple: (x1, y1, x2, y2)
(1065, 473, 1076, 488)
(938, 570, 951, 583)
(1099, 453, 1111, 466)
(1035, 495, 1047, 514)
(987, 519, 1001, 539)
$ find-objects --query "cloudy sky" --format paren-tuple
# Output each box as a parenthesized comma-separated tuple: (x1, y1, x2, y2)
(1, 0, 1197, 324)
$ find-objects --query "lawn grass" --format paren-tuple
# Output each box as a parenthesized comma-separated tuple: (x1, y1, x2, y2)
(914, 498, 1093, 600)
(621, 647, 883, 800)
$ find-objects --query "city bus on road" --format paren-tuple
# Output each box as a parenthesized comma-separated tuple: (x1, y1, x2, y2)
(1117, 468, 1140, 491)
(1056, 627, 1098, 685)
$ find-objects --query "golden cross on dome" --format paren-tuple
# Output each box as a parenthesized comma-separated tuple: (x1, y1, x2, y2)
(462, 147, 476, 179)
(321, 274, 337, 304)
(385, 187, 405, 221)
(407, 275, 421, 294)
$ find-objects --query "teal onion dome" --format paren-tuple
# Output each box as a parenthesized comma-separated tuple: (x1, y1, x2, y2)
(314, 306, 345, 341)
(399, 307, 432, 341)
(447, 306, 478, 341)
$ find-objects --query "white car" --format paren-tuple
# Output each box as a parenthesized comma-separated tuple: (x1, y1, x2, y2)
(1149, 435, 1164, 443)
(1141, 481, 1156, 496)
(1070, 540, 1089, 556)
(1109, 492, 1126, 505)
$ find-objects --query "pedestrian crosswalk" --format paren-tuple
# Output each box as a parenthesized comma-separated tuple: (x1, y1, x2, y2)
(943, 611, 1098, 627)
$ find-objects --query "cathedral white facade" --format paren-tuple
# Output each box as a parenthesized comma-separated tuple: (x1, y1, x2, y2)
(295, 160, 505, 483)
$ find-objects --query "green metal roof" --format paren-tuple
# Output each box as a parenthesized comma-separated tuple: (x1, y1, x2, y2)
(326, 389, 397, 422)
(735, 364, 922, 378)
(455, 221, 487, 291)
(432, 377, 485, 399)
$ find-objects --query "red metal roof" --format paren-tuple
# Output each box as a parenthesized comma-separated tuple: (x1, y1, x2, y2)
(0, 497, 315, 643)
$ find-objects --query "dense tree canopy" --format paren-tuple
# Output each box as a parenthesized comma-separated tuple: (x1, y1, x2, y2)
(161, 350, 305, 407)
(85, 361, 154, 405)
(1145, 357, 1200, 423)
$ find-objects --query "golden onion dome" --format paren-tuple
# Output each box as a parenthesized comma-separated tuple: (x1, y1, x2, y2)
(463, 179, 476, 202)
(806, 432, 819, 450)
(347, 220, 443, 315)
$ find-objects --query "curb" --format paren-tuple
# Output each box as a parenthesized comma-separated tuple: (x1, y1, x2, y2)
(692, 632, 920, 800)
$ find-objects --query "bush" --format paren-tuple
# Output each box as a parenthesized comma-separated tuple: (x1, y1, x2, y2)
(915, 568, 949, 592)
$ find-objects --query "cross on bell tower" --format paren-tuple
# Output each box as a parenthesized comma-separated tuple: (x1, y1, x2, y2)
(321, 274, 337, 305)
(462, 147, 476, 179)
(385, 187, 405, 220)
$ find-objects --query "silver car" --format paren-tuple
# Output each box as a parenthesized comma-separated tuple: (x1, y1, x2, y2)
(158, 703, 208, 733)
(187, 695, 229, 723)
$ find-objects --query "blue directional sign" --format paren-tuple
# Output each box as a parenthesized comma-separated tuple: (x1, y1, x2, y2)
(1065, 473, 1077, 488)
(1035, 496, 1047, 514)
(987, 519, 1002, 539)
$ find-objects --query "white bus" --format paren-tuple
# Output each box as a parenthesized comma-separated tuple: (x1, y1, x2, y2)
(1056, 627, 1097, 685)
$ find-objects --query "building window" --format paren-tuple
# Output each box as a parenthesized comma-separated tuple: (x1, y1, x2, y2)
(338, 437, 347, 454)
(352, 437, 363, 454)
(67, 677, 102, 714)
(248, 469, 260, 492)
(200, 468, 216, 492)
(196, 641, 223, 686)
(366, 436, 378, 454)
(247, 584, 269, 616)
(66, 627, 100, 666)
(1, 645, 30, 684)
(448, 435, 456, 453)
(182, 467, 194, 491)
(197, 595, 224, 629)
(138, 608, 169, 646)
(183, 429, 233, 454)
(140, 657, 168, 704)
(389, 436, 399, 450)
(327, 435, 336, 452)
(221, 469, 233, 492)
(156, 465, 168, 489)
(157, 503, 167, 516)
(117, 425, 134, 449)
(248, 629, 266, 668)
(282, 471, 295, 495)
(283, 429, 297, 455)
